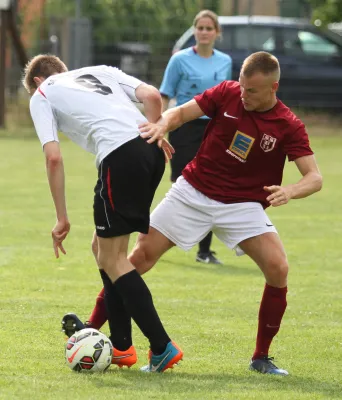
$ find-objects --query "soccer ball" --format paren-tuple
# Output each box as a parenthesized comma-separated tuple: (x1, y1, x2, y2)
(65, 328, 112, 372)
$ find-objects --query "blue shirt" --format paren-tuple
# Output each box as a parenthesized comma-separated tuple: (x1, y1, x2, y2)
(160, 47, 232, 118)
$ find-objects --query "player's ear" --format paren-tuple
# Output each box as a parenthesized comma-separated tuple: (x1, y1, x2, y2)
(33, 76, 44, 87)
(271, 81, 279, 93)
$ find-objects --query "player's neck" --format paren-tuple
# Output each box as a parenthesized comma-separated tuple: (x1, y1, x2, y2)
(194, 44, 214, 58)
(256, 97, 278, 112)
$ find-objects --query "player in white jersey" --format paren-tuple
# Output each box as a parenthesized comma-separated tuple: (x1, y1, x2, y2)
(23, 54, 183, 372)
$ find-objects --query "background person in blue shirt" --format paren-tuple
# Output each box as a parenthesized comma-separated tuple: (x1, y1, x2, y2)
(160, 9, 232, 264)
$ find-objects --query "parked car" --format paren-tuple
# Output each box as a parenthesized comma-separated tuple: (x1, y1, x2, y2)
(173, 16, 342, 109)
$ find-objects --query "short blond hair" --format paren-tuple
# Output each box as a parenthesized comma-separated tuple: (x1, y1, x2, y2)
(241, 51, 280, 80)
(193, 9, 221, 34)
(22, 54, 68, 93)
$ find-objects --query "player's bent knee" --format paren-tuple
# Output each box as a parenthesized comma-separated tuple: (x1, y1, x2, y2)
(264, 258, 289, 287)
(129, 244, 156, 275)
(129, 228, 174, 274)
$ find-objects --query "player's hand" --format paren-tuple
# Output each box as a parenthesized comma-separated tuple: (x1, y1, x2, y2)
(160, 138, 175, 163)
(52, 219, 70, 258)
(139, 121, 168, 146)
(264, 185, 293, 207)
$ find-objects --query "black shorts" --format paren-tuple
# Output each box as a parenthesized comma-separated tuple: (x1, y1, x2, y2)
(94, 136, 165, 238)
(169, 119, 209, 181)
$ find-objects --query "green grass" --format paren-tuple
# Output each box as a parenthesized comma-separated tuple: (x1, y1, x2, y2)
(0, 135, 341, 400)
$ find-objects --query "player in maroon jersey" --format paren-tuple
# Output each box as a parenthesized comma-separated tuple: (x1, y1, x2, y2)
(64, 51, 322, 375)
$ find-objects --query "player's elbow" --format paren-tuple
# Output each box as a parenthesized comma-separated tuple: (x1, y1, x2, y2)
(137, 84, 161, 104)
(145, 88, 162, 109)
(44, 142, 62, 166)
(45, 153, 63, 167)
(308, 171, 323, 194)
(314, 172, 323, 192)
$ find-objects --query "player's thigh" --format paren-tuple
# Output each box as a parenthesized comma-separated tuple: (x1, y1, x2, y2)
(213, 202, 277, 255)
(97, 234, 130, 260)
(94, 137, 164, 238)
(239, 232, 288, 287)
(129, 227, 175, 274)
(97, 234, 135, 281)
(91, 230, 100, 263)
(150, 187, 212, 251)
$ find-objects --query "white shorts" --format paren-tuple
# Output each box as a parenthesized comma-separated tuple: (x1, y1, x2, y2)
(150, 176, 277, 256)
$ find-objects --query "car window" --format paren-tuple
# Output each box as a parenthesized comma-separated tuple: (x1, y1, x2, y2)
(182, 35, 196, 49)
(283, 28, 339, 56)
(214, 25, 234, 50)
(233, 26, 276, 51)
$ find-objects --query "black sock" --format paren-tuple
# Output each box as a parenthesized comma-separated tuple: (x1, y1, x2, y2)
(115, 270, 170, 355)
(199, 231, 213, 254)
(99, 270, 132, 351)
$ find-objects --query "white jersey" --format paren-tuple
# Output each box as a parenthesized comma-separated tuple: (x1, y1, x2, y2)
(29, 65, 148, 167)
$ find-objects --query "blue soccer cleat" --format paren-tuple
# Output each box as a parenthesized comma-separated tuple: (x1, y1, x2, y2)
(140, 341, 183, 372)
(249, 356, 289, 376)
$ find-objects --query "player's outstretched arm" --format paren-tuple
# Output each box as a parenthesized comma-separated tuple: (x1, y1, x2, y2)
(264, 155, 323, 207)
(139, 99, 204, 144)
(44, 141, 70, 257)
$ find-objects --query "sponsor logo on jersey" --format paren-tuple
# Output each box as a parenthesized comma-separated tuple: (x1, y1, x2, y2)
(228, 131, 255, 161)
(96, 226, 106, 230)
(260, 133, 277, 152)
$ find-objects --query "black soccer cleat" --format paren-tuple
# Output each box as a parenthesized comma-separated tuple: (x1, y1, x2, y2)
(61, 313, 86, 338)
(196, 251, 223, 265)
(249, 356, 289, 376)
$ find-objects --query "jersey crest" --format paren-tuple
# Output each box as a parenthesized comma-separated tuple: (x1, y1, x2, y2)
(260, 133, 277, 152)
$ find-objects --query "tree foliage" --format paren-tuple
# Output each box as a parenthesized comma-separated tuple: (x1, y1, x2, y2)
(45, 0, 220, 45)
(43, 0, 220, 82)
(309, 0, 342, 25)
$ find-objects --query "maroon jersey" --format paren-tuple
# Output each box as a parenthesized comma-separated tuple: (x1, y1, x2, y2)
(182, 81, 313, 208)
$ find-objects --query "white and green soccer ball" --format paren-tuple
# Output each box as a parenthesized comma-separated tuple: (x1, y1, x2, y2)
(65, 328, 112, 372)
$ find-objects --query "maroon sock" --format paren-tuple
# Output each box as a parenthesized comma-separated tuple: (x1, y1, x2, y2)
(252, 283, 287, 360)
(87, 287, 107, 330)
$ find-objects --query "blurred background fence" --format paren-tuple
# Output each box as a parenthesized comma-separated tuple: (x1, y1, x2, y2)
(1, 0, 342, 131)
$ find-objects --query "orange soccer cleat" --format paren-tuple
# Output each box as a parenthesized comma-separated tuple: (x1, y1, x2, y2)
(112, 345, 137, 368)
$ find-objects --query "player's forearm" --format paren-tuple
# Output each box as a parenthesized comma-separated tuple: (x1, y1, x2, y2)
(288, 171, 323, 199)
(143, 98, 162, 123)
(46, 158, 68, 221)
(161, 95, 170, 112)
(160, 106, 185, 132)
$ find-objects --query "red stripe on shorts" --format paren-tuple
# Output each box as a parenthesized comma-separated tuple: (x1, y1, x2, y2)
(107, 167, 115, 210)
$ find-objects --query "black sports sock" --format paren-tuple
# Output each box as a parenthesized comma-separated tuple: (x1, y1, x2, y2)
(115, 270, 170, 355)
(99, 270, 132, 351)
(199, 231, 213, 254)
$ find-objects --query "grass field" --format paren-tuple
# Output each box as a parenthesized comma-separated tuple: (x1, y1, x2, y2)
(0, 134, 341, 400)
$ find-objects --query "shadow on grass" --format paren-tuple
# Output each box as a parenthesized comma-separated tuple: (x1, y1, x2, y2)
(160, 257, 261, 278)
(90, 369, 342, 398)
